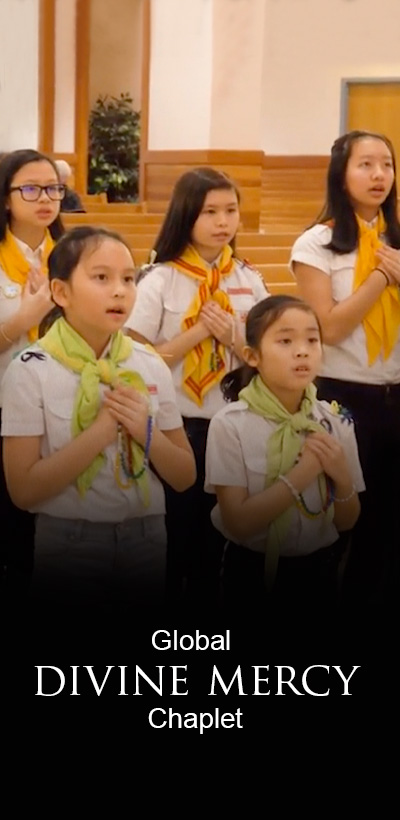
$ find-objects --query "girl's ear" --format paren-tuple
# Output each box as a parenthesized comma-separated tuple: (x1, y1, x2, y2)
(50, 278, 69, 308)
(242, 345, 259, 368)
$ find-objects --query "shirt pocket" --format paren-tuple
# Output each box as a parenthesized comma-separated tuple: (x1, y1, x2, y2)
(226, 288, 256, 326)
(44, 397, 74, 451)
(162, 293, 190, 340)
(146, 385, 160, 417)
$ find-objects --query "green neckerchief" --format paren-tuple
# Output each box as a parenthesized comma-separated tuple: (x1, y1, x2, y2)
(239, 375, 334, 588)
(38, 317, 151, 504)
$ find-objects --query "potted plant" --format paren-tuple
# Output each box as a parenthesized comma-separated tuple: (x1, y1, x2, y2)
(88, 92, 140, 202)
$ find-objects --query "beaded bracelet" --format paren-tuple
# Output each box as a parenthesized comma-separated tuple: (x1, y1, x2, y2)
(279, 474, 335, 518)
(334, 485, 356, 503)
(297, 480, 335, 519)
(278, 474, 301, 502)
(143, 414, 153, 467)
(0, 323, 14, 344)
(116, 415, 154, 486)
(127, 415, 153, 478)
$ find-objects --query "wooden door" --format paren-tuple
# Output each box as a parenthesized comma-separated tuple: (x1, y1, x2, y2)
(346, 82, 400, 167)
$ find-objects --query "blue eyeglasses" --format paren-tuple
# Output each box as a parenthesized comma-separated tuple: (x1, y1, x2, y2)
(9, 184, 66, 202)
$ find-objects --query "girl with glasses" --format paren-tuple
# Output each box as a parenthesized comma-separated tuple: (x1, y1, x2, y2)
(0, 148, 65, 601)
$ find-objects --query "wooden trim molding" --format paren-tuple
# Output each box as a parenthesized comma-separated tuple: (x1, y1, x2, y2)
(74, 0, 91, 194)
(38, 0, 56, 153)
(53, 152, 78, 164)
(139, 0, 151, 202)
(143, 149, 265, 165)
(263, 155, 329, 169)
(142, 149, 264, 229)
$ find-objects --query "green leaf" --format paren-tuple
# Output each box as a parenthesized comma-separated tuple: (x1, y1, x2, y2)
(88, 91, 140, 201)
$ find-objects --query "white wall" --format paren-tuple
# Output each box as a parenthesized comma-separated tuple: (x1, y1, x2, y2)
(262, 0, 400, 155)
(148, 0, 213, 149)
(210, 0, 265, 149)
(0, 0, 39, 150)
(54, 0, 76, 153)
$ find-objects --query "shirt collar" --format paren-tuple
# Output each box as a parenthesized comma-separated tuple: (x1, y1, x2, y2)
(12, 232, 46, 265)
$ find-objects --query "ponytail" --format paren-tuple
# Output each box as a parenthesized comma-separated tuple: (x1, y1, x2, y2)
(221, 363, 258, 402)
(39, 305, 63, 337)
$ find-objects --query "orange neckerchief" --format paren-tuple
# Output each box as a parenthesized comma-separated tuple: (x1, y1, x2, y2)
(170, 244, 234, 406)
(0, 227, 55, 341)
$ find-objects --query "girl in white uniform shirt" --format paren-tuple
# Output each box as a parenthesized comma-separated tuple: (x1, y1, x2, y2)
(290, 130, 400, 620)
(1, 226, 195, 614)
(205, 296, 364, 635)
(125, 167, 268, 611)
(0, 149, 65, 598)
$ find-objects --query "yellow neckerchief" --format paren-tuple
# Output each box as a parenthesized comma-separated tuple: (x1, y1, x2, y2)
(38, 317, 151, 505)
(353, 211, 400, 364)
(0, 226, 55, 342)
(169, 244, 235, 406)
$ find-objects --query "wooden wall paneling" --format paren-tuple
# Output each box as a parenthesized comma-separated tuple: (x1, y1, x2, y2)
(261, 155, 329, 231)
(38, 0, 56, 153)
(138, 0, 151, 203)
(74, 0, 91, 194)
(142, 150, 264, 229)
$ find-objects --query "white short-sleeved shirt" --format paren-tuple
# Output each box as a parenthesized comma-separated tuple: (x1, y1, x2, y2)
(205, 398, 365, 557)
(289, 223, 400, 385)
(125, 258, 269, 419)
(1, 340, 182, 522)
(0, 234, 47, 405)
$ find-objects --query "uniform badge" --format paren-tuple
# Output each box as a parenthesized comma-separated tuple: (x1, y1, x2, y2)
(20, 351, 46, 362)
(1, 284, 20, 299)
(329, 400, 353, 424)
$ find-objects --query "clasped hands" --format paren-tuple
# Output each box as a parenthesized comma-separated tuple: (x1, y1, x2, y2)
(198, 301, 236, 347)
(97, 383, 150, 448)
(375, 245, 400, 285)
(19, 267, 54, 327)
(298, 431, 349, 485)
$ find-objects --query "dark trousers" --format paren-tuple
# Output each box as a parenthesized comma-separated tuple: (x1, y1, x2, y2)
(316, 377, 400, 624)
(0, 411, 36, 603)
(222, 539, 343, 647)
(163, 416, 226, 615)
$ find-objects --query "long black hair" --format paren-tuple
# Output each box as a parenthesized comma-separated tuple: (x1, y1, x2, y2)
(0, 149, 65, 241)
(39, 225, 135, 335)
(149, 167, 240, 263)
(314, 130, 400, 253)
(221, 295, 321, 402)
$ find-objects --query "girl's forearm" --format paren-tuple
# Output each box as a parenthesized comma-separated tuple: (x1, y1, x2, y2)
(148, 426, 196, 491)
(220, 461, 321, 541)
(232, 327, 246, 361)
(5, 423, 109, 509)
(154, 324, 210, 368)
(0, 312, 25, 351)
(332, 479, 361, 530)
(321, 270, 388, 344)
